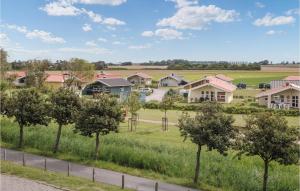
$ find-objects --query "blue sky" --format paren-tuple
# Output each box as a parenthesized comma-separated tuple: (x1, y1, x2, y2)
(0, 0, 299, 63)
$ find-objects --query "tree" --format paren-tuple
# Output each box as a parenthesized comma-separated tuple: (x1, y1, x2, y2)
(159, 95, 174, 131)
(65, 58, 95, 88)
(5, 89, 49, 148)
(125, 92, 141, 131)
(178, 101, 235, 183)
(239, 112, 299, 191)
(50, 88, 81, 153)
(0, 48, 10, 80)
(25, 60, 49, 88)
(74, 94, 123, 159)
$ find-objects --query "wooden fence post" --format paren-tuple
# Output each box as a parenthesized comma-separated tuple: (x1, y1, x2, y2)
(22, 153, 25, 166)
(121, 175, 125, 189)
(67, 162, 70, 176)
(44, 158, 47, 171)
(3, 149, 6, 160)
(92, 168, 95, 182)
(155, 182, 158, 191)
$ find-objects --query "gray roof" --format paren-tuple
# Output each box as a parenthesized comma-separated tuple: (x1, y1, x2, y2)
(161, 74, 186, 83)
(97, 78, 132, 87)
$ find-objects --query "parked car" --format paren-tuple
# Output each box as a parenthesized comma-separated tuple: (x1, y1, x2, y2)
(139, 87, 153, 95)
(237, 83, 247, 89)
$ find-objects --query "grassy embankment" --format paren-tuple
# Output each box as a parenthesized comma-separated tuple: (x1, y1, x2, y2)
(1, 160, 132, 191)
(1, 116, 298, 191)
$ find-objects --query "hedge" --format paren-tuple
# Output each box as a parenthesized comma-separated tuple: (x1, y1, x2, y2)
(143, 101, 300, 116)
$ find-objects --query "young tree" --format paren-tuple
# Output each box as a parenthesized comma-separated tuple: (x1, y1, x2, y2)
(159, 95, 174, 131)
(125, 92, 141, 131)
(178, 101, 235, 184)
(50, 88, 81, 153)
(74, 94, 123, 159)
(5, 88, 49, 148)
(25, 59, 49, 88)
(239, 112, 299, 191)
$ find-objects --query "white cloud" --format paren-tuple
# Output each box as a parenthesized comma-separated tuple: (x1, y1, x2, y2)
(128, 44, 151, 50)
(141, 29, 183, 40)
(286, 8, 300, 15)
(98, 37, 107, 42)
(255, 2, 265, 8)
(82, 24, 92, 31)
(85, 41, 97, 46)
(266, 30, 283, 35)
(157, 5, 239, 30)
(141, 31, 154, 37)
(112, 41, 124, 45)
(58, 47, 111, 54)
(166, 0, 198, 8)
(103, 18, 126, 26)
(5, 24, 65, 44)
(40, 1, 81, 16)
(253, 13, 295, 26)
(82, 9, 102, 23)
(0, 33, 10, 46)
(75, 0, 126, 6)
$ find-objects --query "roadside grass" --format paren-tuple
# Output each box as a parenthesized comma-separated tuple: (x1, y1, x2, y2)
(1, 116, 298, 191)
(137, 109, 300, 128)
(1, 160, 132, 191)
(100, 70, 298, 86)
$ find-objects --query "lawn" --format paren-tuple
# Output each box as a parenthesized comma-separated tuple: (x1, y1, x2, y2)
(1, 160, 132, 191)
(102, 70, 298, 87)
(1, 116, 298, 191)
(137, 109, 300, 128)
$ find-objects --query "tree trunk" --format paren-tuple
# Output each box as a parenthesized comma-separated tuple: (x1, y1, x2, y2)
(95, 132, 100, 160)
(263, 160, 269, 191)
(18, 124, 24, 148)
(194, 144, 202, 184)
(53, 124, 63, 154)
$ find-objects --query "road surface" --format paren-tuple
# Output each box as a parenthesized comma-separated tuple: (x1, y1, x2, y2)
(145, 89, 166, 102)
(1, 148, 199, 191)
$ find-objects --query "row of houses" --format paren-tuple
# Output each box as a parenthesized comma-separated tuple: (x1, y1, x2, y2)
(7, 71, 300, 109)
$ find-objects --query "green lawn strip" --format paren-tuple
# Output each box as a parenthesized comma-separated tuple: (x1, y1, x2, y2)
(1, 160, 132, 191)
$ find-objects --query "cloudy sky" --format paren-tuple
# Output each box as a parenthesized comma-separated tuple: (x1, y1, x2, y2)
(0, 0, 299, 63)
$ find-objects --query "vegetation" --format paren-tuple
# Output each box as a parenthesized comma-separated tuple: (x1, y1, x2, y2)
(0, 48, 10, 79)
(25, 60, 49, 88)
(1, 161, 131, 191)
(74, 94, 123, 159)
(238, 113, 299, 191)
(50, 88, 81, 153)
(1, 118, 298, 191)
(159, 95, 175, 131)
(3, 89, 49, 148)
(125, 92, 141, 131)
(178, 102, 235, 183)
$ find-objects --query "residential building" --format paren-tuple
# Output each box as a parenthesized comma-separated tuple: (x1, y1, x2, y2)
(158, 73, 188, 87)
(184, 76, 236, 103)
(127, 73, 152, 86)
(82, 78, 132, 101)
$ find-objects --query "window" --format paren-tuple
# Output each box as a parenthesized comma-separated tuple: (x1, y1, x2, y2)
(292, 96, 298, 107)
(280, 95, 284, 102)
(120, 87, 124, 92)
(211, 91, 214, 101)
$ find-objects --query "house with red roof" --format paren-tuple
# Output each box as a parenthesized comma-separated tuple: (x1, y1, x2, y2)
(256, 76, 300, 109)
(127, 72, 152, 86)
(183, 76, 236, 103)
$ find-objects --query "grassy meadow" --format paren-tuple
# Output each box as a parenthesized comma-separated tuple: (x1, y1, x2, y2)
(102, 70, 298, 87)
(1, 116, 298, 191)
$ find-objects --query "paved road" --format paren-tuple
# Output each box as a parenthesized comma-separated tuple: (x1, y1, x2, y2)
(1, 148, 199, 191)
(145, 89, 167, 102)
(1, 174, 67, 191)
(139, 119, 177, 126)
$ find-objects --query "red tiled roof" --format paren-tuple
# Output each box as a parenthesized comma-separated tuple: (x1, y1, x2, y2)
(256, 83, 300, 98)
(189, 76, 236, 92)
(94, 72, 120, 79)
(283, 76, 300, 80)
(128, 72, 152, 79)
(215, 74, 233, 82)
(6, 71, 26, 78)
(45, 74, 65, 83)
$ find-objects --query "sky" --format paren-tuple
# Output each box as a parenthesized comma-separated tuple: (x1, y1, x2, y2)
(0, 0, 299, 63)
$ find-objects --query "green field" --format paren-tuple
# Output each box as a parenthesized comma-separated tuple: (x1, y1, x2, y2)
(104, 70, 298, 87)
(1, 116, 298, 191)
(1, 160, 131, 191)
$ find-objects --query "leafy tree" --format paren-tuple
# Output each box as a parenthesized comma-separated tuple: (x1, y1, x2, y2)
(125, 92, 141, 131)
(65, 58, 95, 88)
(5, 89, 49, 148)
(159, 95, 174, 131)
(74, 94, 123, 159)
(25, 60, 49, 88)
(0, 48, 10, 79)
(50, 88, 81, 153)
(178, 101, 235, 183)
(239, 112, 299, 191)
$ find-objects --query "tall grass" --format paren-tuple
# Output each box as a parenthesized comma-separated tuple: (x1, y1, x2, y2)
(1, 117, 298, 191)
